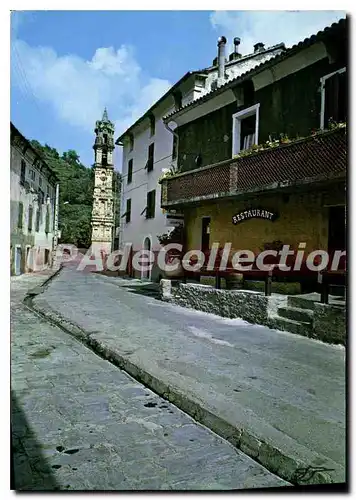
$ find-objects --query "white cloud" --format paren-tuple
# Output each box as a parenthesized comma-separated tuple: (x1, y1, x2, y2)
(11, 38, 171, 138)
(210, 11, 346, 54)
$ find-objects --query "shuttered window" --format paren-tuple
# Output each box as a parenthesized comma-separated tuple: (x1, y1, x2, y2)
(127, 159, 133, 184)
(146, 190, 156, 219)
(35, 209, 40, 232)
(20, 160, 26, 186)
(323, 70, 347, 129)
(146, 143, 154, 172)
(45, 205, 50, 234)
(17, 202, 23, 229)
(125, 198, 131, 223)
(28, 206, 33, 232)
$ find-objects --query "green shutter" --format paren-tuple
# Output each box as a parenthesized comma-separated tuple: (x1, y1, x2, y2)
(45, 205, 50, 234)
(28, 206, 33, 232)
(17, 202, 23, 229)
(35, 209, 40, 232)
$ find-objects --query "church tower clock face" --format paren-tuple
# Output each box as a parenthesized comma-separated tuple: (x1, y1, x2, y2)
(90, 108, 115, 252)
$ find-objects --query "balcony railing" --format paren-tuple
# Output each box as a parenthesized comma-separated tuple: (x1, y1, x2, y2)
(161, 127, 346, 207)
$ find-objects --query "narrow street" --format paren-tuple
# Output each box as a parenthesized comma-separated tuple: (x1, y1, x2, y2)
(11, 271, 288, 491)
(35, 262, 345, 482)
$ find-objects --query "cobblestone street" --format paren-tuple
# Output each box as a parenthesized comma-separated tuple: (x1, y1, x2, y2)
(11, 272, 288, 491)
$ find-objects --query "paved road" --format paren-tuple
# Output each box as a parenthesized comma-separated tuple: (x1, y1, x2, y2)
(34, 263, 346, 484)
(11, 272, 287, 491)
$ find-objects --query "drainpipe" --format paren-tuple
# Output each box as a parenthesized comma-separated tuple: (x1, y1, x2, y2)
(52, 182, 60, 268)
(164, 121, 179, 167)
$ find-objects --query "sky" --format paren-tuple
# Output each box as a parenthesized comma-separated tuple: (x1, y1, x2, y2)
(10, 10, 346, 170)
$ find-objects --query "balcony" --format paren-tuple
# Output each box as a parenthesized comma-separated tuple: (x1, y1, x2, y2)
(161, 127, 346, 208)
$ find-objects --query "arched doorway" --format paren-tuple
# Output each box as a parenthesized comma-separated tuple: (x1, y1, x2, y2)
(141, 236, 152, 280)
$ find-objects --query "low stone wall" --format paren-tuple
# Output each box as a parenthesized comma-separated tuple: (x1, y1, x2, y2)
(161, 280, 269, 325)
(160, 280, 346, 344)
(314, 303, 346, 345)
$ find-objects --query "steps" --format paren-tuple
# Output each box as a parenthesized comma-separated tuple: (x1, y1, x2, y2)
(271, 296, 315, 338)
(271, 316, 314, 338)
(278, 306, 314, 323)
(288, 295, 317, 311)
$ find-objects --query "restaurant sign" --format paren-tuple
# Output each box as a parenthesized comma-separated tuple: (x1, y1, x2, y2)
(232, 208, 278, 225)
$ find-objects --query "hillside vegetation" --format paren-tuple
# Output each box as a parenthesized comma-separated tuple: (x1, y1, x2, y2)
(31, 141, 121, 248)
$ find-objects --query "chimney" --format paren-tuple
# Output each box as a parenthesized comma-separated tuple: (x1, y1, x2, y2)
(254, 42, 265, 53)
(217, 36, 227, 79)
(229, 37, 242, 61)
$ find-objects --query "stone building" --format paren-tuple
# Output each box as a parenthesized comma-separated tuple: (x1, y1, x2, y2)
(116, 37, 285, 280)
(10, 123, 59, 275)
(91, 109, 115, 255)
(160, 18, 347, 290)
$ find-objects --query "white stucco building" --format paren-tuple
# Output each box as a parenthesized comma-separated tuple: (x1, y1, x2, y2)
(10, 123, 59, 275)
(116, 37, 285, 281)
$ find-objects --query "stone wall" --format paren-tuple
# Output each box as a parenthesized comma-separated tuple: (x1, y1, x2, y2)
(314, 303, 346, 345)
(160, 280, 346, 345)
(161, 281, 269, 324)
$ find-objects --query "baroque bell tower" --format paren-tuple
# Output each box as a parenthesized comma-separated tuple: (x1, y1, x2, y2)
(91, 108, 115, 254)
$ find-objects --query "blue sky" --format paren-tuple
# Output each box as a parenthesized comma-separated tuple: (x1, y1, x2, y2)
(11, 10, 346, 169)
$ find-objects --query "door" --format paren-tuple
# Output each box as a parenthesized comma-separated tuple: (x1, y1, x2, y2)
(26, 246, 30, 272)
(141, 237, 151, 280)
(201, 217, 211, 253)
(15, 247, 22, 276)
(328, 206, 346, 254)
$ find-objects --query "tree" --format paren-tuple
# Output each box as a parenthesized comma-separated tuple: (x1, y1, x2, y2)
(62, 149, 80, 166)
(30, 140, 94, 248)
(30, 140, 121, 250)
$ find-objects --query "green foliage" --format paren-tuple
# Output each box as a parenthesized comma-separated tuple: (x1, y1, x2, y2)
(30, 140, 121, 249)
(233, 120, 347, 160)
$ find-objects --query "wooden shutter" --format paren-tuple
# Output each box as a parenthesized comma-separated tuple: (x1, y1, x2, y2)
(17, 202, 23, 229)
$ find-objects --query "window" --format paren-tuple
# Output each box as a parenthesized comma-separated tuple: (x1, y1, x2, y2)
(125, 198, 131, 223)
(29, 169, 36, 181)
(38, 189, 45, 205)
(128, 134, 134, 152)
(45, 205, 50, 234)
(173, 90, 182, 111)
(39, 176, 42, 187)
(28, 206, 33, 232)
(149, 114, 155, 137)
(35, 209, 41, 232)
(20, 160, 26, 186)
(45, 249, 50, 265)
(232, 103, 260, 157)
(146, 143, 154, 172)
(102, 151, 108, 166)
(103, 133, 108, 144)
(17, 202, 23, 229)
(127, 159, 133, 184)
(172, 134, 178, 160)
(320, 68, 346, 130)
(146, 189, 156, 219)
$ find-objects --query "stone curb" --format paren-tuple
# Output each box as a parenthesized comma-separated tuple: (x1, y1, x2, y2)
(26, 265, 63, 297)
(25, 272, 344, 487)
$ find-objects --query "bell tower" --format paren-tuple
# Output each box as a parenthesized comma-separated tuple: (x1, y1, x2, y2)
(91, 108, 115, 255)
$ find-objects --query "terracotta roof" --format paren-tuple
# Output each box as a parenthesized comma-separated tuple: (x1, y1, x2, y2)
(163, 17, 347, 123)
